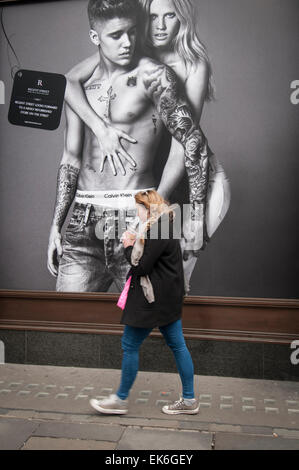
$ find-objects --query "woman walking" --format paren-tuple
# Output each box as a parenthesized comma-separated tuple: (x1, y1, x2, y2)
(90, 190, 199, 415)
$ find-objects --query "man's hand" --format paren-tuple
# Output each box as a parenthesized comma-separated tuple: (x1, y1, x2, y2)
(47, 226, 63, 277)
(95, 119, 138, 176)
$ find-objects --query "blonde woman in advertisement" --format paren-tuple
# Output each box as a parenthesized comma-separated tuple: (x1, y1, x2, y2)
(64, 0, 231, 292)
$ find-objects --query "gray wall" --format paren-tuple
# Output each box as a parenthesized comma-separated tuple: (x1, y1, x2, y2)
(0, 0, 298, 298)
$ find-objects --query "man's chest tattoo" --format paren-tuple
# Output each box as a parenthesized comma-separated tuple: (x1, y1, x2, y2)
(127, 75, 137, 87)
(98, 86, 117, 119)
(84, 83, 102, 91)
(85, 164, 96, 173)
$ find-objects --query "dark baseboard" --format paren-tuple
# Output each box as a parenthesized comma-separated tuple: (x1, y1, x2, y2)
(0, 290, 299, 381)
(0, 290, 299, 343)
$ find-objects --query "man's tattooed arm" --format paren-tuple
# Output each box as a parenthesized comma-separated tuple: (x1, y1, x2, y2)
(52, 163, 80, 230)
(142, 61, 211, 252)
(47, 103, 83, 277)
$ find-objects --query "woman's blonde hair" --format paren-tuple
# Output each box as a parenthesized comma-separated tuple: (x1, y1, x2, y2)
(135, 189, 176, 241)
(139, 0, 215, 101)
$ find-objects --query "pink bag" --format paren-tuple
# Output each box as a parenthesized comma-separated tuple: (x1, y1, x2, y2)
(117, 275, 132, 310)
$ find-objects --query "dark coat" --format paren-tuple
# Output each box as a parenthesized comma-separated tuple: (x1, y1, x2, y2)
(120, 214, 185, 329)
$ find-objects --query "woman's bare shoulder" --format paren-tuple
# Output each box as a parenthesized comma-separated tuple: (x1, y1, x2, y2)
(186, 59, 208, 81)
(137, 56, 166, 73)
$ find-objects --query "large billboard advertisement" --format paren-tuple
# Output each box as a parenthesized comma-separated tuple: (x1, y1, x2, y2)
(0, 0, 298, 298)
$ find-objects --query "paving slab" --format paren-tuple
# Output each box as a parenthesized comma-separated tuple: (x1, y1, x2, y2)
(241, 425, 275, 435)
(273, 428, 299, 439)
(21, 437, 116, 450)
(116, 426, 212, 450)
(85, 416, 181, 429)
(214, 432, 299, 450)
(32, 421, 125, 442)
(0, 418, 40, 450)
(178, 421, 210, 431)
(208, 423, 242, 433)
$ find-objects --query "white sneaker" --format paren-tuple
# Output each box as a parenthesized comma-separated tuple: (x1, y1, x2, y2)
(89, 394, 128, 415)
(162, 397, 199, 415)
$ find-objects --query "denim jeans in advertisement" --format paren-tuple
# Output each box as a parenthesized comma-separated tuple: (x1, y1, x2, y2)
(56, 202, 138, 292)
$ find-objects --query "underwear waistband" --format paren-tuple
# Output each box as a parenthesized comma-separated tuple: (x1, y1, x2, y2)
(75, 187, 156, 209)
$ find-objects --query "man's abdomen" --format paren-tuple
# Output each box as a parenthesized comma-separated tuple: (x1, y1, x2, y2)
(79, 121, 162, 191)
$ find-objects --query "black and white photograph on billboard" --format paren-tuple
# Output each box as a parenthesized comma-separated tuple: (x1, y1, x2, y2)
(0, 0, 298, 299)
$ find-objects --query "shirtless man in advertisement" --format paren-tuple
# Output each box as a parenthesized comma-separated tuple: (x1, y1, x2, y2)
(47, 0, 210, 292)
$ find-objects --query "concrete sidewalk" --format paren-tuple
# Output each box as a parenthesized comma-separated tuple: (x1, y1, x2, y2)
(0, 363, 299, 450)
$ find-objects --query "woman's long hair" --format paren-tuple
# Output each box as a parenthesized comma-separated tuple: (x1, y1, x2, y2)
(139, 0, 215, 101)
(135, 190, 178, 243)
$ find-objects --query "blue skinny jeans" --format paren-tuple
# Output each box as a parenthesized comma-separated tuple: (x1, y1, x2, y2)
(116, 319, 195, 400)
